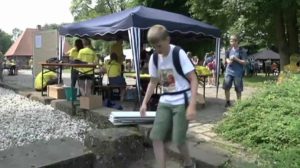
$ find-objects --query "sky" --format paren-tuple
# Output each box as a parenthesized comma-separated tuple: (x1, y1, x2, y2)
(0, 0, 74, 34)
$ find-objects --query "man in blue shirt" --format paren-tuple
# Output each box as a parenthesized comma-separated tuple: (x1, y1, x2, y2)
(223, 35, 247, 107)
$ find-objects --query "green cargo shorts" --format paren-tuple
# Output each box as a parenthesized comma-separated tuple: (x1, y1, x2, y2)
(150, 103, 188, 145)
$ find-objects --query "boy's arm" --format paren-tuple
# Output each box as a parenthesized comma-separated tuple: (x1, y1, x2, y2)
(186, 70, 198, 121)
(140, 77, 159, 116)
(142, 77, 159, 104)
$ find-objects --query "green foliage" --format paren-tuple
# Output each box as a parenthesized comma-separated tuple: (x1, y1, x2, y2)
(0, 29, 13, 53)
(130, 0, 191, 16)
(12, 28, 23, 42)
(187, 0, 299, 52)
(215, 74, 300, 167)
(70, 0, 129, 21)
(177, 39, 215, 60)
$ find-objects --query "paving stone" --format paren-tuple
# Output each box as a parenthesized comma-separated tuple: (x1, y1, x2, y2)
(203, 131, 218, 138)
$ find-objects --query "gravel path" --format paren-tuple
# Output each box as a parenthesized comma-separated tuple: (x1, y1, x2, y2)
(0, 87, 92, 151)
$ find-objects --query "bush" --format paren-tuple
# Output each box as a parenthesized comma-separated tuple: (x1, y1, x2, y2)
(215, 74, 300, 168)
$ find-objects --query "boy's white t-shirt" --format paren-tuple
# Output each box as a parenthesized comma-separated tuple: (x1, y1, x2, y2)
(148, 44, 195, 105)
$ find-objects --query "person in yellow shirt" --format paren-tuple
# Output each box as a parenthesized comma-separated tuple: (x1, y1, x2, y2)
(77, 38, 97, 96)
(67, 39, 84, 88)
(34, 71, 57, 91)
(67, 39, 84, 61)
(111, 40, 124, 64)
(102, 52, 126, 102)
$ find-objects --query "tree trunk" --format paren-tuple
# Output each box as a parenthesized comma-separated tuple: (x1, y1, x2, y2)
(284, 1, 299, 54)
(274, 9, 289, 70)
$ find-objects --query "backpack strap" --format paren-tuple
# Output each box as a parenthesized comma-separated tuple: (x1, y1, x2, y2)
(153, 52, 158, 70)
(153, 46, 191, 83)
(172, 46, 192, 83)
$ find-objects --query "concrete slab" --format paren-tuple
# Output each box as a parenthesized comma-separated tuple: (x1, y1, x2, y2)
(0, 138, 93, 168)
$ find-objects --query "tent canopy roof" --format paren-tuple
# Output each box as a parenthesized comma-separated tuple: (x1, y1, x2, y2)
(59, 6, 221, 41)
(250, 49, 280, 60)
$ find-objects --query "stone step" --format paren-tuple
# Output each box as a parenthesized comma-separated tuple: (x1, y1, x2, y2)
(84, 127, 145, 168)
(0, 138, 93, 168)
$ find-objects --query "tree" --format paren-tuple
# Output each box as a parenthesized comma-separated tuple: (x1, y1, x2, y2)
(12, 28, 23, 42)
(42, 24, 60, 30)
(0, 29, 13, 54)
(130, 0, 191, 16)
(188, 0, 299, 68)
(70, 0, 129, 21)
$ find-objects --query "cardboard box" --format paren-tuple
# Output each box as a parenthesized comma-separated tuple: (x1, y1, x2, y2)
(80, 95, 102, 110)
(47, 84, 66, 99)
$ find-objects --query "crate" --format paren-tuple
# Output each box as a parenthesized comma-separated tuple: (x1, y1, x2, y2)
(80, 95, 102, 110)
(64, 87, 77, 101)
(47, 85, 66, 99)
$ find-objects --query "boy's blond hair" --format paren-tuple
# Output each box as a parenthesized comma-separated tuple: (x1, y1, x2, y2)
(147, 25, 169, 44)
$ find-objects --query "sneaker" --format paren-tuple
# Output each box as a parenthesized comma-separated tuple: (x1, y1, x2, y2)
(225, 101, 231, 108)
(184, 161, 196, 168)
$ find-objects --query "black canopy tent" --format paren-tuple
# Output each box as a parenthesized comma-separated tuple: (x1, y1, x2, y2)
(58, 5, 222, 104)
(249, 49, 280, 60)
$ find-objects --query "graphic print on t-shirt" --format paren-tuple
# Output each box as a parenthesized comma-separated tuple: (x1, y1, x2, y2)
(160, 69, 176, 93)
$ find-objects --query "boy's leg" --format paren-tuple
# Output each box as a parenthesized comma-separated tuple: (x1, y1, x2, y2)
(223, 75, 233, 106)
(153, 140, 166, 168)
(234, 76, 243, 100)
(150, 103, 172, 168)
(178, 143, 193, 166)
(172, 105, 193, 166)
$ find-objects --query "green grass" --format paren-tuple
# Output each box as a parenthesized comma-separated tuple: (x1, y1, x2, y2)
(218, 73, 278, 88)
(243, 74, 278, 87)
(215, 73, 300, 168)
